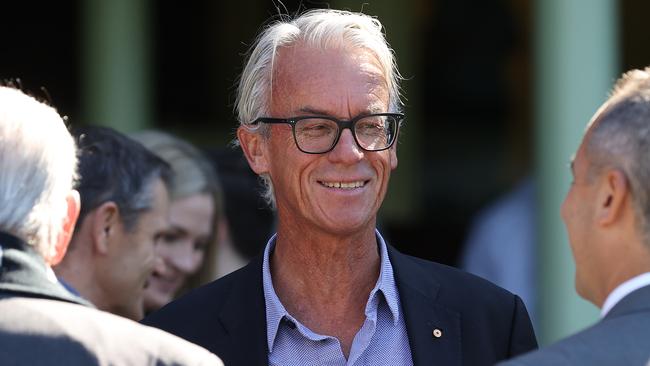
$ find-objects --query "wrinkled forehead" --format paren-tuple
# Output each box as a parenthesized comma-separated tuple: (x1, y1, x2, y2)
(271, 43, 389, 112)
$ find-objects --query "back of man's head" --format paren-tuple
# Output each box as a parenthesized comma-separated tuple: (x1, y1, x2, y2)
(0, 86, 77, 260)
(72, 125, 172, 236)
(586, 66, 650, 246)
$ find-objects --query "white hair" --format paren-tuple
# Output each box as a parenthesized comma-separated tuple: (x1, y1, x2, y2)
(235, 9, 404, 207)
(0, 86, 77, 257)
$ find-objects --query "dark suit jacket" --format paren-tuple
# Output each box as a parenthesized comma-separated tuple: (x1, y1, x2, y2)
(498, 283, 650, 366)
(143, 243, 538, 365)
(0, 231, 223, 366)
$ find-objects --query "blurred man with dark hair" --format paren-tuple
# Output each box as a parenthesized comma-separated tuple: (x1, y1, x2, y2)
(55, 126, 172, 321)
(0, 86, 223, 365)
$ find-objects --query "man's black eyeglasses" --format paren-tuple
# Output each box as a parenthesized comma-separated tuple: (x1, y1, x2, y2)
(250, 113, 404, 154)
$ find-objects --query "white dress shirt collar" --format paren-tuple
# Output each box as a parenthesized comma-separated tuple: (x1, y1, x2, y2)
(600, 272, 650, 318)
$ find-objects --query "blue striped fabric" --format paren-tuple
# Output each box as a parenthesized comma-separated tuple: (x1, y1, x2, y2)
(262, 230, 414, 366)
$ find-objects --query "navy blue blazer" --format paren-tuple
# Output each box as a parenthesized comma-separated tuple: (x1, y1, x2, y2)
(143, 244, 538, 365)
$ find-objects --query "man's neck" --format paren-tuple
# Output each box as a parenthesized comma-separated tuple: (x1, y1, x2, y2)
(54, 250, 102, 307)
(270, 227, 381, 357)
(597, 243, 650, 303)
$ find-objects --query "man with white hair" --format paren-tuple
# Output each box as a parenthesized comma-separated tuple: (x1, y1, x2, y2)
(144, 9, 537, 365)
(0, 85, 223, 365)
(499, 68, 650, 365)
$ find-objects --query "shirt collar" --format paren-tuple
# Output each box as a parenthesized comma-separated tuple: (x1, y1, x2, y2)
(262, 229, 401, 352)
(601, 272, 650, 318)
(373, 230, 401, 322)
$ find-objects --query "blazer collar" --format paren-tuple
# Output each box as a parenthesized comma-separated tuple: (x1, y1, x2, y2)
(605, 283, 650, 320)
(388, 245, 462, 366)
(0, 231, 91, 306)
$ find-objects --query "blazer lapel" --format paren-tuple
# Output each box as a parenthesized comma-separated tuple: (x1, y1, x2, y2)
(389, 246, 462, 366)
(218, 254, 269, 366)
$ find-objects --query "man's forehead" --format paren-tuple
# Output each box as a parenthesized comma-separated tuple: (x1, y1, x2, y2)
(271, 48, 389, 115)
(296, 101, 386, 114)
(274, 44, 386, 84)
(572, 138, 591, 170)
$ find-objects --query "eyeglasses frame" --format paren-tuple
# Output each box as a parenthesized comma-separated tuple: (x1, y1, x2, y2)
(250, 112, 404, 154)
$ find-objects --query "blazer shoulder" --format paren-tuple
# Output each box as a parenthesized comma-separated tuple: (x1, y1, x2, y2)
(0, 297, 224, 366)
(151, 265, 245, 313)
(503, 311, 650, 366)
(390, 246, 538, 361)
(141, 258, 262, 346)
(391, 247, 517, 303)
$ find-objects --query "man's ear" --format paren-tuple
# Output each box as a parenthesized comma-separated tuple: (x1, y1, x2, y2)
(48, 190, 81, 266)
(237, 126, 269, 175)
(90, 201, 120, 255)
(596, 169, 629, 226)
(389, 143, 398, 170)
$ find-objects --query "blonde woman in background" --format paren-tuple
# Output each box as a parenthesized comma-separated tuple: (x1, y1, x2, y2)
(130, 130, 223, 314)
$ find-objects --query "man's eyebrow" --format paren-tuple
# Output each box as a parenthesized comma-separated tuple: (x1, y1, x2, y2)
(297, 105, 386, 117)
(298, 106, 329, 115)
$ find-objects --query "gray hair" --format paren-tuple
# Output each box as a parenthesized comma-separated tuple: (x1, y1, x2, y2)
(235, 9, 404, 207)
(0, 86, 77, 257)
(72, 126, 172, 234)
(586, 66, 650, 245)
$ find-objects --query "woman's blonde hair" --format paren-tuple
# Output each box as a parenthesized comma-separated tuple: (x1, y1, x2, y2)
(130, 129, 223, 294)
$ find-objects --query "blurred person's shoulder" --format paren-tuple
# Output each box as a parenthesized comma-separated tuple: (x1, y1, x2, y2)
(497, 314, 650, 366)
(0, 297, 223, 366)
(498, 285, 650, 366)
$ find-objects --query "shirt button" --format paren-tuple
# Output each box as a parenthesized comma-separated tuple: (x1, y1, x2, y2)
(432, 328, 442, 338)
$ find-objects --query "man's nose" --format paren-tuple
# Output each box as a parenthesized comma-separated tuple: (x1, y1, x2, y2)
(328, 128, 363, 163)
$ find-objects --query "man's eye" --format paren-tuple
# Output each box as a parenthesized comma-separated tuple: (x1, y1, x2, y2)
(300, 123, 334, 136)
(357, 122, 383, 134)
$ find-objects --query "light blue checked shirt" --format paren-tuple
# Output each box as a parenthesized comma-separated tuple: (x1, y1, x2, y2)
(262, 230, 414, 366)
